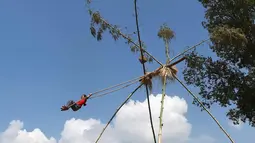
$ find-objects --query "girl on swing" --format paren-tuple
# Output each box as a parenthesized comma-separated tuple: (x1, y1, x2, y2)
(61, 93, 91, 111)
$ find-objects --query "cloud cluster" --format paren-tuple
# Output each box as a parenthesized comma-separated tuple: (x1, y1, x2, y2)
(0, 94, 214, 143)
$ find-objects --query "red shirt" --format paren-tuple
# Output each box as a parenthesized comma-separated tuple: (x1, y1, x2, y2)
(76, 98, 87, 106)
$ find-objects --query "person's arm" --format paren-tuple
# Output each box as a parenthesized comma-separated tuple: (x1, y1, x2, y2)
(83, 94, 91, 106)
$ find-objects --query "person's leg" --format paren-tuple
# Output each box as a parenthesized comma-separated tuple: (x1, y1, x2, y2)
(67, 100, 81, 111)
(70, 104, 81, 111)
(67, 100, 75, 106)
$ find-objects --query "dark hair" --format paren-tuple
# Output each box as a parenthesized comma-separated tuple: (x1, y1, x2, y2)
(81, 94, 87, 98)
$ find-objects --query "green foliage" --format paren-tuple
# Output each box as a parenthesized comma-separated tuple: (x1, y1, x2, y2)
(157, 23, 175, 42)
(183, 0, 255, 126)
(158, 24, 175, 63)
(88, 8, 153, 62)
(89, 11, 121, 41)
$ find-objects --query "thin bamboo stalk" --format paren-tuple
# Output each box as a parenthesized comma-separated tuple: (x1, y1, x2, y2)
(99, 18, 163, 66)
(173, 75, 235, 143)
(86, 2, 163, 66)
(169, 39, 209, 63)
(94, 83, 143, 143)
(165, 39, 170, 64)
(158, 75, 167, 143)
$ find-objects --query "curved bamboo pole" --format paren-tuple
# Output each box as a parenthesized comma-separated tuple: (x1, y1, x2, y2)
(94, 83, 143, 143)
(173, 75, 235, 143)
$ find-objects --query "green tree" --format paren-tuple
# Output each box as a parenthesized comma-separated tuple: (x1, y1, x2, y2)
(183, 0, 255, 126)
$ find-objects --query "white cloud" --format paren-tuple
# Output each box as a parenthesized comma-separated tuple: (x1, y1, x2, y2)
(228, 120, 244, 130)
(0, 94, 214, 143)
(188, 135, 215, 143)
(0, 120, 56, 143)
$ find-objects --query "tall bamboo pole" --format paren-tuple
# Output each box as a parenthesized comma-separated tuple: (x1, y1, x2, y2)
(158, 75, 167, 143)
(173, 75, 235, 143)
(95, 84, 143, 143)
(134, 0, 157, 143)
(157, 24, 174, 143)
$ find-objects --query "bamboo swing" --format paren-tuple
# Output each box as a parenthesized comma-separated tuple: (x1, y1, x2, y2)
(66, 1, 237, 142)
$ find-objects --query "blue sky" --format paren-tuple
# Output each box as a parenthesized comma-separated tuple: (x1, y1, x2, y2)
(0, 0, 254, 142)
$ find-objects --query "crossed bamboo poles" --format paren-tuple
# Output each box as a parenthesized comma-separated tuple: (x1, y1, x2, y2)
(93, 40, 235, 143)
(86, 2, 235, 143)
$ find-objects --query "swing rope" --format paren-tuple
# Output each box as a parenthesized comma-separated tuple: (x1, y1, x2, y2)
(89, 78, 141, 99)
(66, 76, 141, 108)
(89, 75, 143, 96)
(87, 56, 186, 100)
(79, 38, 207, 101)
